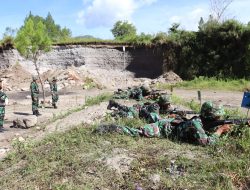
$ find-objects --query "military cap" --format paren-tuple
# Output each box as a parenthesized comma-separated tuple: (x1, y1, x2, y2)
(32, 75, 38, 81)
(158, 95, 171, 105)
(200, 101, 225, 119)
(52, 77, 57, 81)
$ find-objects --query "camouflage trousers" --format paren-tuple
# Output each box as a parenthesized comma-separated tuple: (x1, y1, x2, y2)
(113, 92, 130, 99)
(0, 106, 5, 127)
(31, 94, 39, 112)
(52, 93, 59, 105)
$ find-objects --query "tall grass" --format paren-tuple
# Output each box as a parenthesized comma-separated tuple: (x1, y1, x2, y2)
(158, 77, 250, 91)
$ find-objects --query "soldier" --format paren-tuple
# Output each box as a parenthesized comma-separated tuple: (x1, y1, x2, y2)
(107, 100, 160, 123)
(107, 95, 174, 122)
(0, 79, 8, 132)
(113, 85, 151, 101)
(30, 75, 41, 116)
(97, 101, 232, 146)
(49, 77, 59, 109)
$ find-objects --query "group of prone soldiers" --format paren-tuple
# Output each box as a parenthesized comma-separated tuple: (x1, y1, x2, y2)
(96, 85, 234, 146)
(0, 76, 59, 132)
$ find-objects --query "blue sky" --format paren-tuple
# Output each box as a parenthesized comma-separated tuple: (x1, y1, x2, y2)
(0, 0, 250, 39)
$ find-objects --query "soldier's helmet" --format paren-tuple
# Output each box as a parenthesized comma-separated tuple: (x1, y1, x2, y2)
(158, 95, 171, 105)
(200, 101, 225, 119)
(52, 77, 57, 82)
(140, 84, 150, 93)
(32, 75, 38, 81)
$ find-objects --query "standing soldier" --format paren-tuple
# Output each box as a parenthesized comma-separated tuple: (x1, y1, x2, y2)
(30, 76, 40, 116)
(0, 79, 8, 132)
(50, 77, 58, 109)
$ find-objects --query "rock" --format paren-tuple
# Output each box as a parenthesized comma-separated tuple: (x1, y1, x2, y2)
(26, 95, 31, 99)
(6, 86, 12, 91)
(69, 80, 76, 85)
(13, 115, 38, 128)
(18, 137, 25, 142)
(21, 87, 29, 91)
(102, 148, 134, 175)
(149, 174, 160, 184)
(102, 141, 111, 146)
(149, 174, 161, 190)
(23, 116, 38, 128)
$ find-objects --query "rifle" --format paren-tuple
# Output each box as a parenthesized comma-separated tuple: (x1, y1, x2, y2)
(204, 119, 250, 129)
(160, 109, 197, 116)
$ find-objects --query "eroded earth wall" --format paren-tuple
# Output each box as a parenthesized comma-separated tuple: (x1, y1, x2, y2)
(0, 44, 164, 79)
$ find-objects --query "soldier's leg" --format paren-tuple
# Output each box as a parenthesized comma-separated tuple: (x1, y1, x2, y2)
(0, 116, 4, 128)
(0, 107, 5, 131)
(32, 97, 41, 116)
(52, 94, 58, 109)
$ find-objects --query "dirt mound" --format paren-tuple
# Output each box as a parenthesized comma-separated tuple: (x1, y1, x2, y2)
(0, 64, 32, 91)
(154, 71, 182, 84)
(41, 68, 84, 89)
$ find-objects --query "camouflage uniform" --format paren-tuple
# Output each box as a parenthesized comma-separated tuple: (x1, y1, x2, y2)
(30, 76, 40, 115)
(199, 101, 226, 131)
(50, 77, 59, 109)
(99, 101, 226, 146)
(0, 89, 8, 131)
(107, 100, 161, 123)
(113, 85, 151, 101)
(157, 95, 172, 114)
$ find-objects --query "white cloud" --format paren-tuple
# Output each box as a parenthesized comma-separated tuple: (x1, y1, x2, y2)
(167, 6, 208, 31)
(228, 0, 250, 23)
(76, 0, 157, 28)
(169, 16, 182, 23)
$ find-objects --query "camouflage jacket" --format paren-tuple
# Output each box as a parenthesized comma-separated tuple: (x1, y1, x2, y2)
(0, 91, 8, 107)
(118, 117, 218, 146)
(30, 81, 39, 95)
(50, 82, 58, 93)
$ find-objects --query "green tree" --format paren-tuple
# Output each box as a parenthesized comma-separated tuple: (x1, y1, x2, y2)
(111, 20, 136, 40)
(24, 12, 71, 42)
(15, 18, 52, 103)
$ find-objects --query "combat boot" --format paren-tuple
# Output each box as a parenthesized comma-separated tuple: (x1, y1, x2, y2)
(107, 100, 119, 110)
(35, 110, 42, 116)
(53, 103, 57, 109)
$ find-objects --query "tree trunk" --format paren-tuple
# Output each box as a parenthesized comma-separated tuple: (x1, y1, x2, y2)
(34, 59, 46, 105)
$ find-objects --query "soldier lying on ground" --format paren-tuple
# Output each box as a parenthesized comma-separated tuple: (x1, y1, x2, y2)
(107, 95, 196, 122)
(113, 85, 151, 101)
(107, 99, 161, 123)
(96, 101, 236, 146)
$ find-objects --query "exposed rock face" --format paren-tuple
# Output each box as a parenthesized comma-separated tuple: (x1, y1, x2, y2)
(0, 45, 164, 79)
(0, 48, 20, 69)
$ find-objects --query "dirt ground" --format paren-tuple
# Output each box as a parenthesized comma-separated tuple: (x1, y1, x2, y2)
(0, 64, 247, 160)
(0, 84, 247, 160)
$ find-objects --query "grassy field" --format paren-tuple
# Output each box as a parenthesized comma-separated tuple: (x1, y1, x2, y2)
(0, 122, 249, 189)
(157, 77, 250, 91)
(0, 95, 249, 189)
